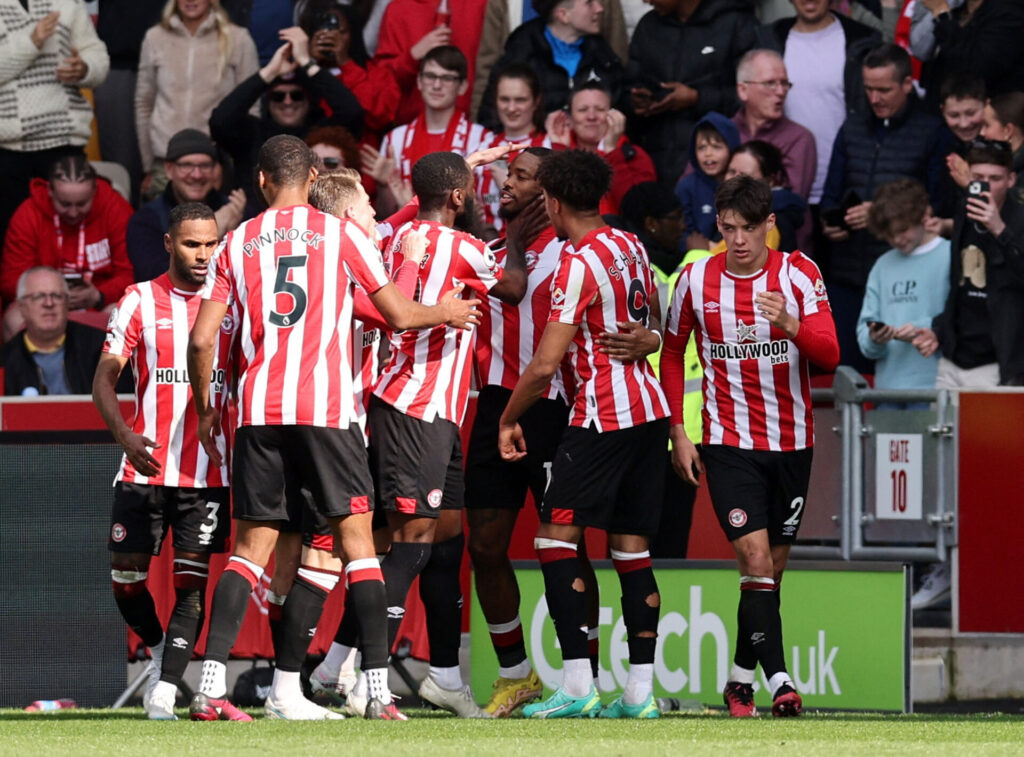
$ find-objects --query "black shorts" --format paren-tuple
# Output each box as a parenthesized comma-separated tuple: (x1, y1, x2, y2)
(464, 386, 569, 511)
(233, 425, 374, 522)
(702, 444, 814, 544)
(108, 482, 230, 555)
(368, 396, 463, 519)
(541, 418, 669, 535)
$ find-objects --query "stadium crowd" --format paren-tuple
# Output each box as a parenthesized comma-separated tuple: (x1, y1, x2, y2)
(3, 0, 1023, 723)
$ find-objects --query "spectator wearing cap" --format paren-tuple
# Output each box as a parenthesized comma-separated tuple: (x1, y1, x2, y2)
(135, 0, 258, 201)
(209, 25, 363, 215)
(125, 129, 244, 283)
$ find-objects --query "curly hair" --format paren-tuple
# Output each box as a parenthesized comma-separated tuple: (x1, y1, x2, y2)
(535, 149, 610, 212)
(305, 125, 361, 172)
(867, 179, 930, 239)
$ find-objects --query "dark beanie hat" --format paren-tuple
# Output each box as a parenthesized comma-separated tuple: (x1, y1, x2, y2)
(166, 128, 217, 162)
(620, 182, 682, 228)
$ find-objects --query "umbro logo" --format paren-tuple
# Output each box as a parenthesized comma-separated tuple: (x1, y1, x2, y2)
(751, 632, 765, 645)
(701, 46, 715, 55)
(705, 302, 720, 312)
(387, 606, 406, 619)
(171, 636, 188, 649)
(155, 317, 174, 330)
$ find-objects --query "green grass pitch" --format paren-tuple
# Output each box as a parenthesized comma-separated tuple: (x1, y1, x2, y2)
(1, 708, 1022, 756)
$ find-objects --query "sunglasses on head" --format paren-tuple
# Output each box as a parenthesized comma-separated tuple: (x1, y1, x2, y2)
(970, 138, 1012, 152)
(321, 157, 341, 169)
(270, 89, 307, 103)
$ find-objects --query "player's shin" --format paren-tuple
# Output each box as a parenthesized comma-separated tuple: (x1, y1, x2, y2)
(346, 558, 391, 704)
(380, 542, 432, 651)
(111, 568, 164, 649)
(612, 549, 659, 705)
(419, 533, 465, 690)
(535, 538, 591, 697)
(200, 556, 264, 696)
(160, 560, 208, 688)
(738, 576, 791, 690)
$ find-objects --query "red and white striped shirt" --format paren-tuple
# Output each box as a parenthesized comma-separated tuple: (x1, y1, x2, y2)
(548, 226, 668, 431)
(476, 131, 551, 231)
(663, 249, 837, 451)
(374, 220, 504, 424)
(104, 274, 235, 487)
(381, 112, 493, 184)
(475, 227, 565, 400)
(203, 204, 390, 429)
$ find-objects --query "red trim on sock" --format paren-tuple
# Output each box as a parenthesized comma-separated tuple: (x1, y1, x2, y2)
(112, 580, 146, 598)
(740, 581, 775, 592)
(347, 566, 384, 584)
(268, 603, 283, 622)
(536, 546, 578, 564)
(172, 571, 206, 590)
(612, 557, 652, 574)
(490, 627, 524, 647)
(349, 495, 370, 514)
(588, 636, 599, 656)
(224, 561, 259, 589)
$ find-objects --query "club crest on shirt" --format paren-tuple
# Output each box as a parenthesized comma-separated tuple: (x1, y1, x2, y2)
(525, 250, 538, 273)
(221, 314, 236, 334)
(427, 489, 443, 509)
(728, 509, 747, 528)
(106, 306, 119, 331)
(813, 278, 829, 303)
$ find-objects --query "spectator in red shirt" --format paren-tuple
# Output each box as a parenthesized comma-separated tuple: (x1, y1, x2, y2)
(2, 156, 133, 341)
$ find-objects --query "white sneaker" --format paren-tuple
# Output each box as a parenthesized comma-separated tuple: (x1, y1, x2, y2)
(418, 675, 491, 718)
(145, 685, 178, 720)
(345, 673, 368, 718)
(142, 659, 160, 710)
(309, 663, 358, 707)
(911, 562, 951, 610)
(264, 693, 344, 720)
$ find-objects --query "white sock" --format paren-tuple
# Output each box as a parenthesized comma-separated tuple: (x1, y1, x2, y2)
(149, 637, 165, 674)
(150, 679, 177, 703)
(339, 646, 358, 675)
(429, 665, 463, 691)
(498, 660, 532, 680)
(562, 658, 592, 698)
(321, 642, 354, 678)
(365, 667, 391, 704)
(269, 669, 302, 702)
(768, 671, 795, 698)
(623, 663, 654, 705)
(729, 664, 756, 685)
(199, 660, 226, 698)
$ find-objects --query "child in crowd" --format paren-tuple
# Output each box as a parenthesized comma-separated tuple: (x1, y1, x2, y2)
(674, 112, 739, 251)
(857, 179, 951, 393)
(724, 140, 805, 253)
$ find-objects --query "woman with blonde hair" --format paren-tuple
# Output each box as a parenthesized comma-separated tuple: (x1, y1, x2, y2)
(136, 0, 258, 198)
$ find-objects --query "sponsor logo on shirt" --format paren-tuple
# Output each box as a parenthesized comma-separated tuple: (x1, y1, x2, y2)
(709, 340, 790, 365)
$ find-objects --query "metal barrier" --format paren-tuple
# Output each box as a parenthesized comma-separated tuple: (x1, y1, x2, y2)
(792, 367, 956, 563)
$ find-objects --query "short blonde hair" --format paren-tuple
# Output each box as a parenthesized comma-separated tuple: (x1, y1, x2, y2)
(308, 168, 363, 216)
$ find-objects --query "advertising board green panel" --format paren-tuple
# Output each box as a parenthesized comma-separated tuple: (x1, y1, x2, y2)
(470, 561, 908, 712)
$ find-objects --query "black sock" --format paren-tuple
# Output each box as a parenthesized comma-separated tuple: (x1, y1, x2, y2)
(333, 590, 360, 647)
(160, 586, 205, 687)
(537, 547, 589, 661)
(737, 589, 787, 680)
(113, 586, 164, 648)
(419, 533, 464, 668)
(204, 570, 256, 665)
(276, 577, 328, 673)
(268, 598, 287, 660)
(615, 563, 660, 666)
(348, 578, 388, 670)
(380, 542, 432, 652)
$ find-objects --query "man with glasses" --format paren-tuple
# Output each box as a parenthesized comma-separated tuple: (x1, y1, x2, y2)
(379, 46, 492, 213)
(126, 129, 244, 283)
(732, 50, 816, 203)
(2, 266, 130, 396)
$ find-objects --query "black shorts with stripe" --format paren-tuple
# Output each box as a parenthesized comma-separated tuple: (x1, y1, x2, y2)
(702, 444, 813, 544)
(464, 385, 569, 511)
(540, 418, 669, 535)
(108, 482, 230, 554)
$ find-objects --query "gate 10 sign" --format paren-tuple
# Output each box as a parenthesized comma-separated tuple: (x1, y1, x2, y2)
(875, 433, 923, 520)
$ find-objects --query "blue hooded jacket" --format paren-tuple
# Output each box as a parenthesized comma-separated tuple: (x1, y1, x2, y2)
(674, 112, 740, 242)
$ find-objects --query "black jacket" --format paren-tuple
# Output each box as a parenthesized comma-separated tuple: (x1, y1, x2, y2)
(126, 183, 228, 283)
(821, 95, 950, 288)
(209, 69, 363, 216)
(625, 0, 759, 188)
(933, 197, 1024, 385)
(761, 13, 880, 115)
(2, 321, 132, 396)
(477, 18, 626, 134)
(96, 0, 164, 71)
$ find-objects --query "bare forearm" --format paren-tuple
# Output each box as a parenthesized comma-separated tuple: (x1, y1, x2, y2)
(501, 361, 556, 426)
(187, 340, 214, 414)
(93, 366, 130, 443)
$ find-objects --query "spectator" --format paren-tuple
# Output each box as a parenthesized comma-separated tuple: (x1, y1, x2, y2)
(379, 46, 492, 211)
(626, 0, 758, 188)
(912, 0, 1024, 108)
(373, 0, 489, 126)
(547, 83, 656, 214)
(222, 0, 297, 65)
(928, 73, 987, 234)
(2, 157, 133, 341)
(477, 64, 552, 233)
(732, 50, 816, 204)
(0, 1, 110, 251)
(2, 266, 130, 396)
(471, 0, 629, 118)
(299, 0, 402, 134)
(136, 0, 259, 201)
(857, 179, 951, 394)
(725, 140, 806, 253)
(673, 112, 740, 250)
(835, 0, 901, 39)
(209, 26, 363, 214)
(477, 0, 626, 134)
(980, 91, 1024, 195)
(915, 139, 1024, 387)
(305, 125, 362, 172)
(764, 0, 880, 208)
(94, 1, 165, 204)
(126, 129, 245, 283)
(821, 43, 949, 372)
